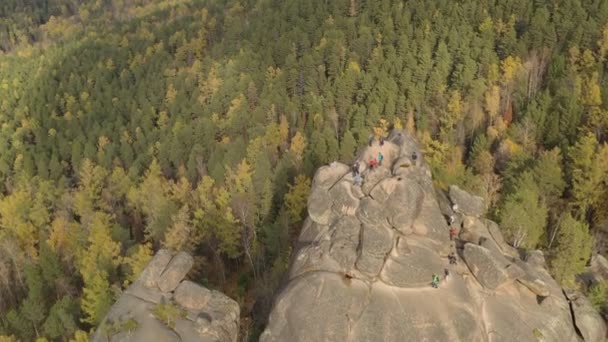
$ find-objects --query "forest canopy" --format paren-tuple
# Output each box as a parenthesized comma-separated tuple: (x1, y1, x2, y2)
(1, 0, 608, 340)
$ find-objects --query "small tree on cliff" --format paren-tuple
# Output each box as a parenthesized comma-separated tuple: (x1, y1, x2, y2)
(498, 172, 547, 249)
(549, 213, 593, 287)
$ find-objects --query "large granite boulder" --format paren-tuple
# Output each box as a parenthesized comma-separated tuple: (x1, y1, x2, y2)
(92, 250, 240, 342)
(449, 185, 486, 217)
(564, 290, 607, 342)
(261, 129, 603, 342)
(462, 244, 513, 290)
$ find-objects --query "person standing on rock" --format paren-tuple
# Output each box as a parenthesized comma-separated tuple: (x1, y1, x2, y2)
(448, 252, 457, 265)
(378, 152, 384, 166)
(368, 134, 374, 146)
(352, 161, 359, 176)
(449, 226, 457, 241)
(411, 151, 418, 165)
(354, 174, 363, 186)
(431, 274, 439, 288)
(444, 268, 450, 281)
(380, 137, 385, 146)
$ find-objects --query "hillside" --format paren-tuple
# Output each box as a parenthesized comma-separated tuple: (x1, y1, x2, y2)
(0, 0, 608, 340)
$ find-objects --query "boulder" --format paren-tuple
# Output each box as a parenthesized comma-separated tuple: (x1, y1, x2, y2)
(564, 290, 607, 342)
(261, 129, 604, 342)
(92, 251, 239, 342)
(448, 185, 485, 217)
(307, 187, 333, 225)
(590, 254, 608, 280)
(462, 244, 511, 290)
(140, 249, 173, 289)
(158, 252, 194, 293)
(174, 280, 212, 311)
(312, 162, 350, 189)
(526, 250, 546, 268)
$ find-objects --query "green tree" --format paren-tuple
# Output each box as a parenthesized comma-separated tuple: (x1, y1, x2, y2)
(498, 173, 548, 249)
(549, 213, 593, 287)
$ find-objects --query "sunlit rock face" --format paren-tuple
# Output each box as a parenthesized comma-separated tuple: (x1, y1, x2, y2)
(261, 130, 605, 342)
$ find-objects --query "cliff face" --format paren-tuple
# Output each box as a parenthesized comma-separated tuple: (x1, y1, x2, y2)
(261, 130, 606, 342)
(91, 250, 240, 342)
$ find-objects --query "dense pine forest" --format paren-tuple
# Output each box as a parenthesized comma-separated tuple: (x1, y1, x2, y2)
(1, 0, 608, 340)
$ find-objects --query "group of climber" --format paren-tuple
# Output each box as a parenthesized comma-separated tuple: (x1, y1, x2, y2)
(368, 152, 384, 169)
(431, 209, 461, 288)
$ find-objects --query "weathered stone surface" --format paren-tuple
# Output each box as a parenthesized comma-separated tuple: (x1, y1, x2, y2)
(526, 250, 546, 268)
(380, 239, 444, 287)
(590, 254, 608, 280)
(125, 280, 170, 304)
(174, 281, 212, 311)
(297, 217, 329, 245)
(516, 274, 550, 297)
(158, 252, 194, 293)
(411, 194, 450, 242)
(93, 251, 239, 342)
(448, 185, 485, 217)
(261, 129, 603, 342)
(140, 249, 173, 288)
(312, 162, 350, 189)
(356, 197, 388, 228)
(565, 290, 607, 342)
(329, 216, 360, 270)
(462, 244, 510, 290)
(361, 167, 391, 195)
(369, 177, 398, 203)
(386, 179, 423, 234)
(329, 180, 360, 217)
(356, 224, 393, 276)
(307, 187, 333, 225)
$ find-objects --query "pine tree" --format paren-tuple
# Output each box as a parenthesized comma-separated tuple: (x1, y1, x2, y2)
(339, 130, 357, 162)
(549, 213, 593, 287)
(284, 175, 311, 224)
(80, 272, 113, 326)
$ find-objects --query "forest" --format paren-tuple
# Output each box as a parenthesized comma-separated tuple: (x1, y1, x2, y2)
(0, 0, 608, 340)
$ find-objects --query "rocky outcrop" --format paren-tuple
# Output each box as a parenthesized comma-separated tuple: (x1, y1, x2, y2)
(449, 185, 486, 217)
(92, 250, 239, 342)
(564, 290, 607, 342)
(261, 130, 606, 342)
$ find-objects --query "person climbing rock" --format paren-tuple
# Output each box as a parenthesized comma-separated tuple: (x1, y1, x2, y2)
(380, 137, 385, 146)
(368, 158, 375, 170)
(354, 174, 363, 186)
(378, 152, 384, 166)
(352, 161, 359, 176)
(411, 151, 418, 165)
(449, 226, 457, 241)
(368, 134, 374, 147)
(448, 252, 457, 265)
(448, 215, 455, 226)
(444, 268, 450, 281)
(431, 274, 440, 288)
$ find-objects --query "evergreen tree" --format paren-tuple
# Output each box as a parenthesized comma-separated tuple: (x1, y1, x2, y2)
(549, 213, 593, 287)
